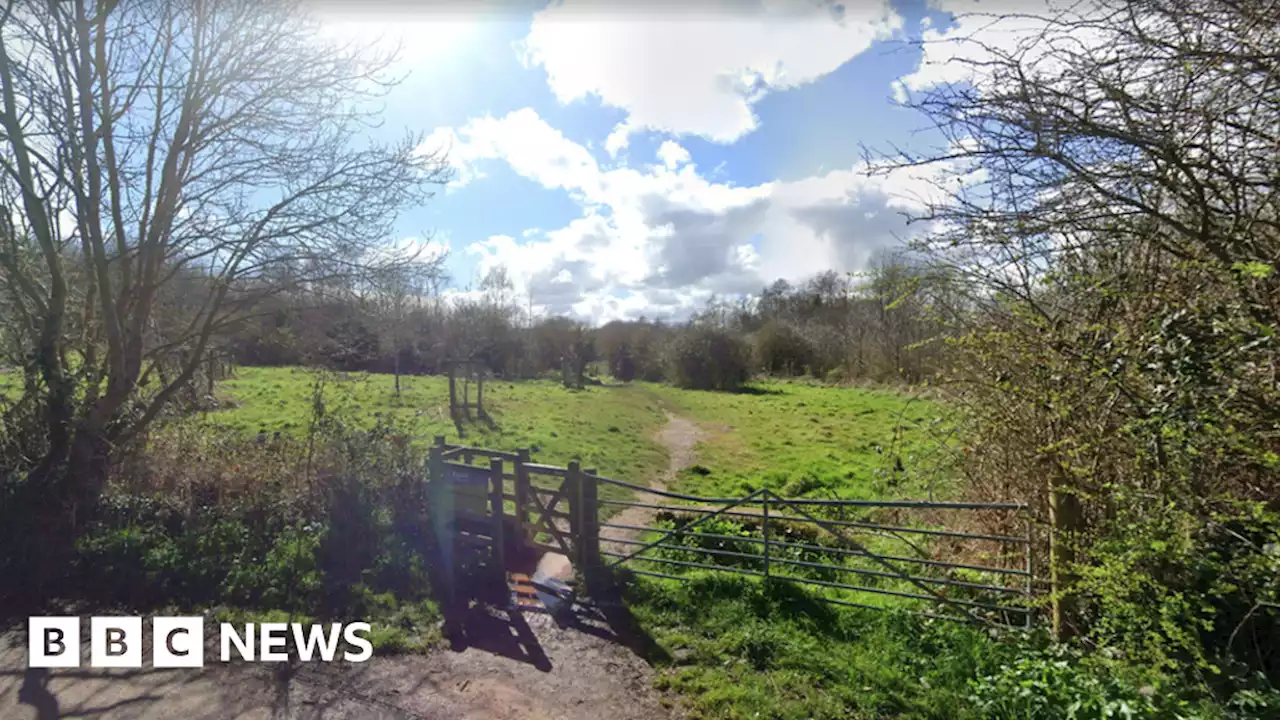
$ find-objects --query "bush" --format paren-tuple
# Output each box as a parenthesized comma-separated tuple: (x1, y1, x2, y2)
(970, 645, 1160, 719)
(610, 342, 637, 382)
(54, 407, 439, 640)
(1072, 500, 1280, 690)
(665, 325, 751, 391)
(755, 319, 814, 376)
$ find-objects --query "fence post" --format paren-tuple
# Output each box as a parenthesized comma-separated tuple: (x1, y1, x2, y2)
(1024, 512, 1034, 630)
(762, 492, 770, 579)
(1049, 471, 1082, 640)
(567, 461, 583, 571)
(448, 368, 457, 415)
(515, 449, 531, 543)
(490, 458, 506, 584)
(582, 468, 600, 588)
(428, 442, 456, 632)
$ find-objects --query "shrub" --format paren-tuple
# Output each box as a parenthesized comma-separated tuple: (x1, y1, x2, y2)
(53, 404, 440, 637)
(971, 645, 1161, 719)
(610, 342, 638, 382)
(1073, 500, 1280, 689)
(665, 325, 751, 391)
(755, 319, 814, 376)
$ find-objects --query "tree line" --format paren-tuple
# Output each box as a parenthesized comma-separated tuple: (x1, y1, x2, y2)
(219, 252, 946, 392)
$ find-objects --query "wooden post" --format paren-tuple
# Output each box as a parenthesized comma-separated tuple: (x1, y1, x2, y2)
(476, 371, 484, 415)
(1049, 473, 1082, 640)
(515, 449, 531, 541)
(448, 365, 457, 414)
(762, 492, 770, 579)
(567, 461, 583, 571)
(490, 458, 506, 583)
(581, 468, 600, 588)
(1024, 513, 1035, 630)
(428, 443, 456, 623)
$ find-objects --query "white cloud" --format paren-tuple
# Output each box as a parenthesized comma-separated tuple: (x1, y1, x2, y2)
(424, 108, 950, 322)
(656, 141, 691, 170)
(423, 108, 600, 196)
(895, 0, 1109, 101)
(521, 1, 902, 144)
(604, 123, 632, 158)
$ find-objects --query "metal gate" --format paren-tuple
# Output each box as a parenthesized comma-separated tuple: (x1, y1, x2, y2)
(587, 475, 1033, 627)
(427, 439, 1034, 628)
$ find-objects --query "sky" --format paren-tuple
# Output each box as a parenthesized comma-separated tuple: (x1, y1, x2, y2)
(306, 0, 1024, 323)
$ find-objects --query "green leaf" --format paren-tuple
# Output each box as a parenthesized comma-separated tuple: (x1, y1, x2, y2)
(1231, 261, 1274, 279)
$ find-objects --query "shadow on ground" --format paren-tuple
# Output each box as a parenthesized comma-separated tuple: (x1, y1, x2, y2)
(449, 605, 552, 672)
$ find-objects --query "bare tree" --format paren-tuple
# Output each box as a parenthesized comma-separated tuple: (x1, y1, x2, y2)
(884, 0, 1280, 639)
(372, 250, 449, 398)
(480, 263, 516, 310)
(0, 0, 448, 526)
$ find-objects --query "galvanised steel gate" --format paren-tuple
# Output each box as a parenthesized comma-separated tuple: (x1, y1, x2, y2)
(428, 439, 1034, 628)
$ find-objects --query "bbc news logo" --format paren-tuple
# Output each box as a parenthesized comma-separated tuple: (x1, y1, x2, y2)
(29, 617, 373, 668)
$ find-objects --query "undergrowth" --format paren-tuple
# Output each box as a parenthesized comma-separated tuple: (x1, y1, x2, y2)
(626, 574, 1277, 719)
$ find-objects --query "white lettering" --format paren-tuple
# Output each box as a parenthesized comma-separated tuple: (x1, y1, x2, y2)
(220, 623, 254, 661)
(259, 623, 289, 661)
(291, 623, 342, 662)
(342, 622, 373, 662)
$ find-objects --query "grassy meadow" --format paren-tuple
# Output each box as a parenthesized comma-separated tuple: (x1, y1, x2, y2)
(199, 367, 949, 503)
(3, 365, 948, 502)
(205, 366, 672, 485)
(650, 380, 955, 500)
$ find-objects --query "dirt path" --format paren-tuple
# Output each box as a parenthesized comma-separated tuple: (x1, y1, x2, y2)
(599, 411, 705, 559)
(1, 606, 679, 720)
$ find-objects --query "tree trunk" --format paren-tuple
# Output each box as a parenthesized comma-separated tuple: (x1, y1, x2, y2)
(26, 420, 113, 600)
(1048, 465, 1083, 640)
(394, 349, 401, 398)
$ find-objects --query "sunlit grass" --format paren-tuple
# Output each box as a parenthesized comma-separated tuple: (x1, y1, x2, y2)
(205, 366, 672, 488)
(647, 379, 955, 500)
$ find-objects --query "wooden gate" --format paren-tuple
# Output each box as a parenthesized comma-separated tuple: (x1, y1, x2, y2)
(427, 444, 506, 609)
(427, 438, 586, 578)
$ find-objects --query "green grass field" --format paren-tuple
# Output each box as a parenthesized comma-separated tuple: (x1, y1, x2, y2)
(206, 366, 671, 486)
(650, 380, 955, 500)
(3, 366, 950, 501)
(200, 368, 1003, 720)
(630, 574, 1023, 720)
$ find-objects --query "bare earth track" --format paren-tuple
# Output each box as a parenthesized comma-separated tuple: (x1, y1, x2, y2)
(0, 609, 676, 719)
(0, 411, 704, 719)
(599, 411, 706, 559)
